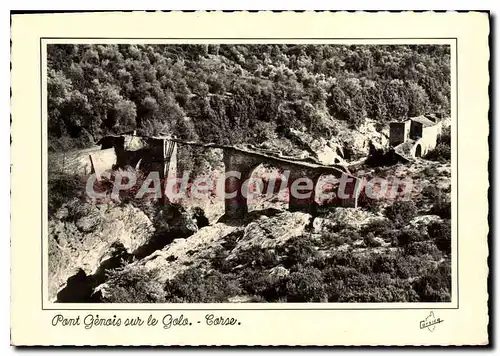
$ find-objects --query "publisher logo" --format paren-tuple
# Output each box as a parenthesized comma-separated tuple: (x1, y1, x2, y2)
(419, 311, 444, 332)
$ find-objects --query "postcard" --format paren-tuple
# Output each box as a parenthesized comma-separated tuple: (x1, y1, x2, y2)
(10, 11, 490, 346)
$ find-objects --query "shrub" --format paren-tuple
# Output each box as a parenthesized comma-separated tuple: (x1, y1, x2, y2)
(232, 246, 279, 270)
(334, 275, 392, 302)
(277, 236, 319, 269)
(361, 219, 395, 242)
(423, 166, 438, 177)
(412, 262, 451, 302)
(428, 220, 451, 254)
(320, 229, 359, 248)
(241, 269, 288, 302)
(220, 230, 243, 251)
(210, 246, 232, 273)
(430, 199, 451, 219)
(342, 229, 362, 243)
(426, 143, 451, 162)
(164, 268, 241, 303)
(438, 125, 451, 145)
(421, 185, 439, 199)
(427, 127, 451, 162)
(394, 255, 426, 279)
(322, 265, 360, 283)
(384, 200, 418, 225)
(404, 241, 442, 257)
(396, 227, 425, 247)
(325, 271, 420, 303)
(364, 199, 384, 214)
(372, 254, 396, 274)
(47, 173, 84, 217)
(103, 267, 165, 303)
(324, 280, 345, 302)
(322, 250, 445, 302)
(284, 266, 326, 302)
(364, 232, 382, 247)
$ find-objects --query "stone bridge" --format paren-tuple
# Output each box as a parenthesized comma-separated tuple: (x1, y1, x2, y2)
(89, 134, 361, 219)
(389, 114, 444, 160)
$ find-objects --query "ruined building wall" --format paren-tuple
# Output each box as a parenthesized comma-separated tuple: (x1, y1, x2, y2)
(165, 141, 177, 179)
(410, 121, 424, 140)
(88, 148, 117, 178)
(419, 123, 443, 156)
(389, 120, 411, 146)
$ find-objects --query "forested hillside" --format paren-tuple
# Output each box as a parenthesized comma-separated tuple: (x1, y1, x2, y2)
(47, 44, 450, 152)
(47, 44, 453, 303)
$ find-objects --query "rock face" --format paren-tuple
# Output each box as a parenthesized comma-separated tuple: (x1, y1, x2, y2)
(153, 204, 199, 238)
(286, 128, 347, 165)
(230, 212, 311, 255)
(334, 119, 389, 159)
(268, 266, 290, 281)
(312, 207, 377, 233)
(103, 211, 312, 289)
(409, 215, 442, 229)
(48, 200, 155, 301)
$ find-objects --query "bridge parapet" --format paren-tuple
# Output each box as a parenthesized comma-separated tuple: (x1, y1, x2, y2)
(94, 134, 361, 219)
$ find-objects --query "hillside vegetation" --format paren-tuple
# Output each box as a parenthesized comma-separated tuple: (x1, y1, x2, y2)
(47, 44, 452, 304)
(48, 44, 450, 152)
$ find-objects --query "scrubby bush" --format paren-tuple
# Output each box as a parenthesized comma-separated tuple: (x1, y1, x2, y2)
(438, 125, 451, 145)
(404, 241, 442, 257)
(396, 227, 425, 247)
(210, 246, 232, 273)
(394, 255, 426, 279)
(284, 266, 326, 302)
(426, 126, 451, 162)
(412, 262, 451, 302)
(240, 269, 288, 301)
(103, 267, 166, 303)
(320, 228, 360, 248)
(277, 236, 320, 269)
(372, 254, 396, 274)
(363, 198, 385, 214)
(332, 274, 418, 303)
(428, 220, 452, 254)
(430, 199, 452, 219)
(427, 143, 451, 162)
(361, 219, 395, 242)
(231, 246, 279, 270)
(364, 232, 382, 247)
(421, 185, 439, 199)
(47, 173, 84, 217)
(384, 200, 418, 225)
(164, 268, 241, 303)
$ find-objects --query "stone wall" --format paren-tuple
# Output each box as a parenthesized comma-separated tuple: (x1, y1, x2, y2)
(88, 148, 117, 178)
(390, 117, 444, 158)
(420, 123, 443, 155)
(222, 149, 361, 219)
(389, 120, 411, 146)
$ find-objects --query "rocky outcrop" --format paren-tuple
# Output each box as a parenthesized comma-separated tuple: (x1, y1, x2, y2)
(152, 204, 200, 238)
(409, 215, 442, 229)
(285, 128, 347, 165)
(334, 119, 389, 159)
(228, 212, 311, 257)
(96, 211, 312, 294)
(48, 200, 155, 301)
(312, 207, 379, 233)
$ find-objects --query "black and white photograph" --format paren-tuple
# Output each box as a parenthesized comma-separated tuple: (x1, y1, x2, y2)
(11, 9, 492, 347)
(46, 43, 453, 304)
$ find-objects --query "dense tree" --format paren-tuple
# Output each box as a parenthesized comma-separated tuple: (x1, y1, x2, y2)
(47, 44, 451, 151)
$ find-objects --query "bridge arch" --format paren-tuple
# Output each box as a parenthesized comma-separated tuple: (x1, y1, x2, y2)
(415, 144, 422, 158)
(95, 134, 361, 220)
(244, 163, 289, 213)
